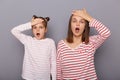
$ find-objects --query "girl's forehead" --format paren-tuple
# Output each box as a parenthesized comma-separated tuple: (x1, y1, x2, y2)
(37, 18, 44, 22)
(33, 23, 44, 27)
(39, 18, 44, 21)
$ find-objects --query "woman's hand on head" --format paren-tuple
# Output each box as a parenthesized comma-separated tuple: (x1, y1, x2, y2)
(72, 8, 93, 22)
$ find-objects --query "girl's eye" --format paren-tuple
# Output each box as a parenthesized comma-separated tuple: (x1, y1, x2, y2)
(33, 26, 37, 29)
(40, 26, 44, 29)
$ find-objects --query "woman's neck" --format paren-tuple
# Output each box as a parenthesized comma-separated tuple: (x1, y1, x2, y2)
(73, 35, 82, 44)
(64, 35, 82, 49)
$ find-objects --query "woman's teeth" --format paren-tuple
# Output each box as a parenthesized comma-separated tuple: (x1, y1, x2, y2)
(75, 28, 80, 33)
(76, 28, 79, 30)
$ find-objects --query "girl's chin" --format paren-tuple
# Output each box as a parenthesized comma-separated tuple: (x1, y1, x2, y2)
(35, 36, 45, 40)
(35, 36, 42, 40)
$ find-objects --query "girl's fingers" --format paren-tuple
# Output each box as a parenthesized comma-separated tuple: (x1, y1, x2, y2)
(31, 18, 34, 22)
(32, 18, 44, 26)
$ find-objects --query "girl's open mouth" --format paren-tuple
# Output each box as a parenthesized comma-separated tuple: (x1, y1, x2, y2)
(36, 33, 40, 37)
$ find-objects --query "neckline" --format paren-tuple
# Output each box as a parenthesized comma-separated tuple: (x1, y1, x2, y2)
(62, 40, 84, 50)
(33, 37, 48, 41)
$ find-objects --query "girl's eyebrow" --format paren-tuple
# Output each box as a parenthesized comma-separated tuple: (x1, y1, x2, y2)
(39, 26, 44, 27)
(32, 25, 37, 27)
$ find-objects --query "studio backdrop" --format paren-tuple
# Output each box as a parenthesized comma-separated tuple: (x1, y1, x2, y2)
(0, 0, 120, 80)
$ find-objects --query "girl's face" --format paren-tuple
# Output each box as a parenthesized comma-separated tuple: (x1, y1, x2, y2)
(71, 15, 86, 37)
(32, 20, 47, 40)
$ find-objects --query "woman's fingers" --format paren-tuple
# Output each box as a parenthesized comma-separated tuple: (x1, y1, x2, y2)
(72, 9, 92, 22)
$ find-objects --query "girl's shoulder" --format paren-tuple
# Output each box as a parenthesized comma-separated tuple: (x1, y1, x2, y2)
(46, 38, 54, 41)
(46, 38, 55, 44)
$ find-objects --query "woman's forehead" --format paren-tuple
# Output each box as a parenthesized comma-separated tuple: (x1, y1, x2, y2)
(72, 15, 84, 20)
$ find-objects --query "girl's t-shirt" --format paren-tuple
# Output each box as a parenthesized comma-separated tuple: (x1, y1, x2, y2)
(11, 22, 56, 80)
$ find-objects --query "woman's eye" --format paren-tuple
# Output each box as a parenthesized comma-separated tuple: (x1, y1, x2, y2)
(72, 20, 76, 23)
(80, 20, 85, 23)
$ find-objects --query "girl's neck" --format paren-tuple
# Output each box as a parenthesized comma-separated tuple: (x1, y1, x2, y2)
(34, 36, 46, 40)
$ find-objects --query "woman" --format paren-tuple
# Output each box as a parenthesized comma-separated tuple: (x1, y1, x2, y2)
(57, 9, 111, 80)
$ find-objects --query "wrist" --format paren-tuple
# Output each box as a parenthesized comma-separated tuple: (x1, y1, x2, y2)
(31, 21, 34, 26)
(87, 16, 93, 22)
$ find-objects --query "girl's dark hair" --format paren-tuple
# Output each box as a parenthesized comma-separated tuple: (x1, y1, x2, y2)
(66, 15, 90, 44)
(32, 15, 50, 28)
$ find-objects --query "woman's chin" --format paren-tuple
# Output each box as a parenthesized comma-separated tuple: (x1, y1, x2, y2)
(73, 33, 82, 37)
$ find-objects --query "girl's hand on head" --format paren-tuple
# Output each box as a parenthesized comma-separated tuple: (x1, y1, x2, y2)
(72, 8, 93, 22)
(31, 17, 43, 26)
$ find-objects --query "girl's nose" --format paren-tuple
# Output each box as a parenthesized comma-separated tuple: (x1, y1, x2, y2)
(36, 29, 40, 32)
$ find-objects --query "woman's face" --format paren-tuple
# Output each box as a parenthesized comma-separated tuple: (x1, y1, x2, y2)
(71, 15, 86, 37)
(32, 19, 47, 40)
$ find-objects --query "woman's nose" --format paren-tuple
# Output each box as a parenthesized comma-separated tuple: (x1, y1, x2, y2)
(76, 22, 80, 26)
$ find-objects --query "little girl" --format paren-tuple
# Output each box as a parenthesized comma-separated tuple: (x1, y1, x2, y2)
(11, 15, 56, 80)
(57, 9, 111, 80)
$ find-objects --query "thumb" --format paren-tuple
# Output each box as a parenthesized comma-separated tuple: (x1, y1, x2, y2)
(83, 8, 86, 12)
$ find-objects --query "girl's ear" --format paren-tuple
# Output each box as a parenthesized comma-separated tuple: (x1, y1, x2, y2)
(44, 17, 50, 22)
(45, 28, 48, 33)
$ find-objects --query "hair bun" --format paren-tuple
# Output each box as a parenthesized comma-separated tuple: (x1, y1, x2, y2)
(33, 15, 37, 18)
(45, 17, 50, 22)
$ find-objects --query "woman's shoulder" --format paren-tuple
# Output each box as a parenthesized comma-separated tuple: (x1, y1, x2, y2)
(58, 39, 65, 44)
(57, 39, 68, 47)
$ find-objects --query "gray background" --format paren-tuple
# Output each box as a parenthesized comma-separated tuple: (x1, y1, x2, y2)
(0, 0, 120, 80)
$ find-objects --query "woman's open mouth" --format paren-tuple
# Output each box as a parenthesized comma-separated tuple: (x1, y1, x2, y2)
(75, 27, 80, 33)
